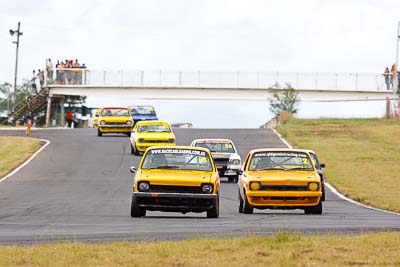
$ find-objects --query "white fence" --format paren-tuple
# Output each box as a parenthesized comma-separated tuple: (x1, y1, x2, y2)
(47, 70, 391, 91)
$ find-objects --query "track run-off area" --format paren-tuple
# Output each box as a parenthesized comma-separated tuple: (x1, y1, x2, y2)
(0, 128, 399, 244)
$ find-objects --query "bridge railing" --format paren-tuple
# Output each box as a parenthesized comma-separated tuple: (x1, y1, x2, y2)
(46, 70, 390, 91)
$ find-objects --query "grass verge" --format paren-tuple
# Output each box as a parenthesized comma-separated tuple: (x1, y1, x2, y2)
(0, 137, 43, 178)
(0, 233, 399, 266)
(277, 118, 400, 212)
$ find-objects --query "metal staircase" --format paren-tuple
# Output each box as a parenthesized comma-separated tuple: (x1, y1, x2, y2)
(11, 88, 49, 121)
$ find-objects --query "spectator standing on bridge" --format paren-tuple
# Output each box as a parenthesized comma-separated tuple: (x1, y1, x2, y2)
(38, 69, 44, 89)
(73, 59, 81, 85)
(55, 60, 60, 83)
(31, 70, 37, 94)
(390, 64, 397, 88)
(46, 58, 53, 83)
(383, 67, 390, 90)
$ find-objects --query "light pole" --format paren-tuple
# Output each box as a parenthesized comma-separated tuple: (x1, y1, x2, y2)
(9, 22, 23, 112)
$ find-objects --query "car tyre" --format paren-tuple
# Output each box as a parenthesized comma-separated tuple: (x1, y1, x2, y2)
(131, 194, 146, 217)
(207, 196, 219, 218)
(321, 184, 326, 201)
(304, 201, 323, 215)
(133, 143, 140, 156)
(243, 190, 253, 214)
(97, 129, 102, 137)
(238, 190, 243, 213)
(130, 144, 135, 155)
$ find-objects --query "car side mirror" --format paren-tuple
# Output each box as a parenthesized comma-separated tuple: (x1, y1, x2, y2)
(320, 163, 326, 168)
(129, 166, 137, 173)
(238, 170, 244, 175)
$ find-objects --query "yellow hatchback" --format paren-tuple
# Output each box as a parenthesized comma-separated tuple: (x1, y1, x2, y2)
(129, 146, 220, 218)
(97, 107, 133, 137)
(238, 148, 323, 214)
(130, 121, 176, 155)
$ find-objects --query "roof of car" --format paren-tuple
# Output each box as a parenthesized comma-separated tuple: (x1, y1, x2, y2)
(145, 145, 211, 153)
(135, 120, 171, 126)
(101, 107, 129, 110)
(192, 138, 234, 143)
(248, 148, 314, 154)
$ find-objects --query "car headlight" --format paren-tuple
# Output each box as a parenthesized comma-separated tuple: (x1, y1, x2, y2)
(127, 121, 132, 125)
(201, 184, 213, 193)
(138, 181, 150, 192)
(230, 159, 241, 165)
(250, 182, 261, 190)
(168, 138, 175, 143)
(308, 182, 319, 191)
(138, 138, 145, 143)
(100, 120, 106, 125)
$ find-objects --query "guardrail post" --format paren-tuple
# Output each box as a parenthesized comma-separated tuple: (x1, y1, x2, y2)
(236, 71, 240, 88)
(179, 71, 182, 86)
(276, 72, 279, 84)
(159, 70, 162, 86)
(256, 72, 260, 88)
(315, 72, 318, 89)
(103, 70, 106, 85)
(140, 71, 144, 86)
(120, 70, 124, 86)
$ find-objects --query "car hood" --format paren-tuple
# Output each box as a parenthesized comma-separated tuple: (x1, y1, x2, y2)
(135, 132, 175, 140)
(100, 116, 132, 123)
(138, 170, 214, 185)
(246, 170, 319, 183)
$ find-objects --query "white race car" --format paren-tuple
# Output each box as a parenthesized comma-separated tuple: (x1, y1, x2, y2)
(190, 138, 241, 183)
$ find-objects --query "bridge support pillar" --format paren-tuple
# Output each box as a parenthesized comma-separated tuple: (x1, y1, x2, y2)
(45, 96, 52, 128)
(60, 97, 65, 127)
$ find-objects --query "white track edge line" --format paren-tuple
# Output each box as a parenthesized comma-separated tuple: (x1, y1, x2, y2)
(0, 139, 50, 184)
(271, 128, 400, 216)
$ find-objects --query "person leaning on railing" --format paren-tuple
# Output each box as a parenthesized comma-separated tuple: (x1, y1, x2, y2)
(383, 67, 391, 90)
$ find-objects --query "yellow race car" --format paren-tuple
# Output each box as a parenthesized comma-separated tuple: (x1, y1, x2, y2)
(97, 107, 133, 137)
(93, 108, 101, 128)
(130, 121, 176, 155)
(129, 146, 220, 218)
(238, 148, 323, 214)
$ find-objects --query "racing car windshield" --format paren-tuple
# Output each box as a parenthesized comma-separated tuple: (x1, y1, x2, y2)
(130, 106, 156, 116)
(138, 125, 171, 133)
(195, 142, 235, 153)
(101, 109, 130, 117)
(141, 149, 213, 171)
(248, 151, 314, 171)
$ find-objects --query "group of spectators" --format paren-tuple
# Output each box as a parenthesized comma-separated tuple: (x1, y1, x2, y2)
(49, 58, 87, 85)
(30, 58, 88, 94)
(383, 64, 400, 92)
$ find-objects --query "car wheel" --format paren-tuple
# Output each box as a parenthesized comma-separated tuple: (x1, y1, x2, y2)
(130, 144, 135, 155)
(232, 175, 239, 183)
(304, 201, 323, 215)
(131, 194, 146, 217)
(127, 132, 131, 137)
(207, 195, 219, 218)
(321, 184, 326, 201)
(97, 129, 102, 137)
(133, 143, 140, 156)
(238, 190, 243, 213)
(243, 190, 253, 214)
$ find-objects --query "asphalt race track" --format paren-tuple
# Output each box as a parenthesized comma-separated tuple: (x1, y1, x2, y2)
(0, 128, 399, 244)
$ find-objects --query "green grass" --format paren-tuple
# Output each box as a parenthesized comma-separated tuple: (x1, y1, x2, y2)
(277, 118, 400, 212)
(0, 137, 43, 178)
(0, 233, 399, 266)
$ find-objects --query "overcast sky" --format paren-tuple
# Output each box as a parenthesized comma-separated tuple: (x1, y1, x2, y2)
(2, 0, 400, 82)
(0, 0, 399, 127)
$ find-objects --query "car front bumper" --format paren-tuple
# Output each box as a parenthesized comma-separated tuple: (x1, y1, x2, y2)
(246, 191, 322, 207)
(134, 192, 218, 211)
(135, 142, 176, 152)
(99, 125, 133, 133)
